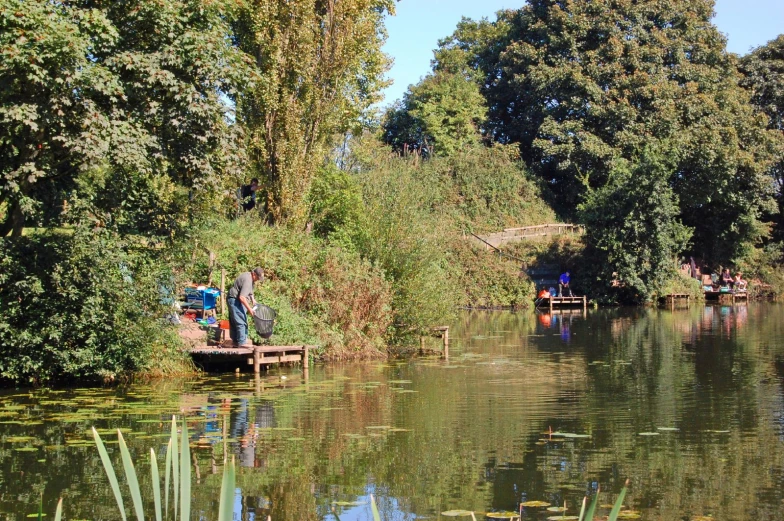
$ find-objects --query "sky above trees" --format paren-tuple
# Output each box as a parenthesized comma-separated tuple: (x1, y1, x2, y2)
(381, 0, 784, 105)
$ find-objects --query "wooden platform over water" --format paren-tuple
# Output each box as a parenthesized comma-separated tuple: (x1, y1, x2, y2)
(704, 290, 748, 303)
(189, 345, 314, 373)
(535, 295, 587, 311)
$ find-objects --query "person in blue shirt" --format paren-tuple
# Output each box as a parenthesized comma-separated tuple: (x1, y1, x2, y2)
(558, 271, 573, 297)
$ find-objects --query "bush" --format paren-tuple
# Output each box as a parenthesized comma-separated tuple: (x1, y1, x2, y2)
(173, 219, 393, 358)
(0, 227, 186, 385)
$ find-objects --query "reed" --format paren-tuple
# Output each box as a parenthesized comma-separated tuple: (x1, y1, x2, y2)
(90, 416, 235, 521)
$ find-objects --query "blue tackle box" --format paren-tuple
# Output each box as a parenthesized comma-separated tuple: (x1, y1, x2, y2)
(184, 287, 220, 310)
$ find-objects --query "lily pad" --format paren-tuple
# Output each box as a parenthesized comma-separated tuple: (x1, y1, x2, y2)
(332, 500, 367, 506)
(441, 510, 474, 517)
(546, 506, 567, 512)
(520, 501, 550, 508)
(616, 511, 641, 519)
(657, 427, 679, 431)
(552, 432, 591, 438)
(486, 512, 520, 518)
(638, 432, 660, 436)
(547, 517, 578, 521)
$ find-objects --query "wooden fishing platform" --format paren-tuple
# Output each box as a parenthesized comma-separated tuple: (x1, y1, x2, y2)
(661, 293, 691, 309)
(704, 290, 748, 303)
(536, 295, 587, 312)
(189, 345, 314, 374)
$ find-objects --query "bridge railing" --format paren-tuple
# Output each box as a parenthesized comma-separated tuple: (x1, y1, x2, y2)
(473, 223, 584, 248)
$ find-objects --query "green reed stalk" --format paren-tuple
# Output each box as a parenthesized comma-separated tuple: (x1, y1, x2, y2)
(92, 427, 127, 521)
(53, 498, 63, 521)
(151, 448, 162, 521)
(180, 418, 191, 521)
(164, 438, 172, 520)
(218, 456, 236, 521)
(118, 430, 145, 521)
(170, 417, 179, 520)
(607, 482, 629, 521)
(370, 494, 381, 521)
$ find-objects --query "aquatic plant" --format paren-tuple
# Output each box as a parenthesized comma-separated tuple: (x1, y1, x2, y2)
(578, 481, 629, 521)
(92, 416, 236, 521)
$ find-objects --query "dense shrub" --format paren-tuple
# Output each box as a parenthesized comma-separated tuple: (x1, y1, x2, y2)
(173, 219, 393, 358)
(0, 228, 186, 385)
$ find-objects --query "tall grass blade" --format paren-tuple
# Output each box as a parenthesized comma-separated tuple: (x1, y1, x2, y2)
(582, 488, 600, 521)
(370, 493, 381, 521)
(53, 498, 63, 521)
(577, 497, 586, 521)
(151, 448, 162, 521)
(92, 427, 128, 521)
(164, 439, 172, 521)
(118, 430, 145, 521)
(37, 493, 43, 521)
(607, 482, 629, 521)
(180, 418, 191, 521)
(217, 456, 236, 521)
(170, 417, 179, 520)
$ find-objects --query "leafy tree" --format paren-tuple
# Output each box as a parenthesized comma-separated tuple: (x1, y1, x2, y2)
(233, 0, 394, 224)
(580, 148, 692, 302)
(382, 72, 487, 157)
(436, 0, 780, 263)
(740, 35, 784, 238)
(0, 0, 250, 236)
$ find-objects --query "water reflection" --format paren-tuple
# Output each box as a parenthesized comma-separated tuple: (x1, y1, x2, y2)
(1, 304, 784, 520)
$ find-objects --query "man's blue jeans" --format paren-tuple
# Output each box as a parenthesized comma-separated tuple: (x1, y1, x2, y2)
(227, 297, 248, 345)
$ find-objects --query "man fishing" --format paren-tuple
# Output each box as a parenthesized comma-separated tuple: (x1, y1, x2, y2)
(227, 267, 265, 347)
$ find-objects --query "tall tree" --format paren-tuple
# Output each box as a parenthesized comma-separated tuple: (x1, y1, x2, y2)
(382, 71, 487, 157)
(437, 0, 780, 263)
(740, 35, 784, 238)
(233, 0, 394, 223)
(0, 0, 251, 236)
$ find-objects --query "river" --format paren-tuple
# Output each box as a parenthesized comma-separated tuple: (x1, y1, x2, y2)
(2, 303, 784, 520)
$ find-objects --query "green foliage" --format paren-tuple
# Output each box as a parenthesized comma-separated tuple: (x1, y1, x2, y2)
(352, 155, 460, 335)
(175, 219, 392, 358)
(740, 35, 784, 240)
(452, 240, 534, 309)
(233, 0, 395, 223)
(307, 164, 366, 246)
(0, 0, 252, 237)
(383, 72, 487, 156)
(579, 150, 692, 302)
(0, 228, 186, 384)
(435, 0, 779, 265)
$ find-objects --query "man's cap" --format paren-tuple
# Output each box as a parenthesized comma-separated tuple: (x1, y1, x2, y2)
(252, 267, 265, 280)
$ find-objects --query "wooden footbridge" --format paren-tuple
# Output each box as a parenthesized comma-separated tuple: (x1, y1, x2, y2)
(471, 223, 584, 249)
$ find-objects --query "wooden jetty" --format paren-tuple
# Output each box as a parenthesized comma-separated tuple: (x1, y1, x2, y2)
(189, 345, 314, 374)
(661, 293, 691, 309)
(536, 295, 587, 312)
(704, 289, 748, 303)
(419, 326, 450, 359)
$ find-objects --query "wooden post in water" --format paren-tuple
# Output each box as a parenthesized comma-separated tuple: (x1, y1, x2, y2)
(301, 345, 309, 370)
(443, 328, 449, 360)
(253, 347, 261, 374)
(420, 336, 425, 353)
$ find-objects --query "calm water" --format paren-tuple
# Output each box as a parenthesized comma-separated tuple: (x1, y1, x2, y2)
(3, 304, 784, 520)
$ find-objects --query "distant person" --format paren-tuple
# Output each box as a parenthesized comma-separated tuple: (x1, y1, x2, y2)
(240, 178, 259, 212)
(227, 267, 265, 347)
(558, 271, 573, 297)
(720, 268, 733, 288)
(734, 272, 747, 291)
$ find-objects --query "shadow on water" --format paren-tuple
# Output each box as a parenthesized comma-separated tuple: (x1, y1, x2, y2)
(2, 304, 784, 520)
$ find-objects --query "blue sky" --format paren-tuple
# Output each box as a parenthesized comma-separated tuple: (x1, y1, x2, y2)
(380, 0, 784, 105)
